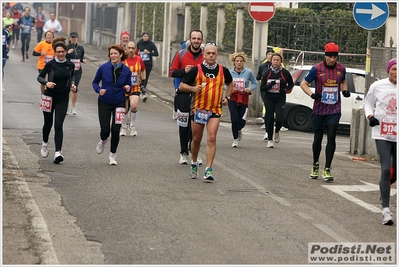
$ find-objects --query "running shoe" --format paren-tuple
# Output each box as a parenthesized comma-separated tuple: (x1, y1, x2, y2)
(260, 124, 265, 129)
(41, 141, 49, 158)
(309, 164, 319, 179)
(238, 131, 242, 141)
(25, 52, 29, 59)
(382, 207, 394, 225)
(197, 155, 203, 166)
(53, 151, 64, 164)
(179, 153, 188, 164)
(203, 167, 214, 183)
(274, 131, 280, 143)
(141, 93, 147, 102)
(263, 132, 268, 141)
(322, 167, 334, 182)
(267, 140, 274, 148)
(129, 126, 137, 136)
(172, 111, 177, 120)
(71, 108, 77, 116)
(109, 154, 117, 165)
(120, 127, 127, 136)
(190, 163, 198, 179)
(231, 139, 239, 148)
(280, 126, 289, 132)
(96, 140, 107, 154)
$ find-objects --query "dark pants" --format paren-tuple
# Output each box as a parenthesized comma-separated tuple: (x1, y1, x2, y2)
(36, 27, 43, 43)
(12, 28, 20, 42)
(142, 62, 152, 93)
(376, 139, 397, 208)
(263, 97, 285, 141)
(228, 101, 247, 139)
(42, 93, 69, 151)
(175, 93, 192, 155)
(20, 34, 31, 57)
(97, 99, 124, 154)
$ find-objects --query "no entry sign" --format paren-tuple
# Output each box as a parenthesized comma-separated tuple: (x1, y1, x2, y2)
(248, 2, 276, 23)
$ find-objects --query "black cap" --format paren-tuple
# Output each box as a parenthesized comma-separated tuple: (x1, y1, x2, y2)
(70, 32, 78, 37)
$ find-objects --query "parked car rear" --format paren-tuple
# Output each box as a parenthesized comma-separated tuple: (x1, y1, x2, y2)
(284, 65, 367, 132)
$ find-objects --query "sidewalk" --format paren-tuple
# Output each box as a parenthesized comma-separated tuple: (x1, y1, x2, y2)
(81, 44, 263, 125)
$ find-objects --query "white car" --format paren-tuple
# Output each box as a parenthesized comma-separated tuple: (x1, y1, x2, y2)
(284, 65, 367, 131)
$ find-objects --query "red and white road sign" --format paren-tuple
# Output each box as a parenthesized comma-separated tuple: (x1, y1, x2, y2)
(248, 2, 276, 22)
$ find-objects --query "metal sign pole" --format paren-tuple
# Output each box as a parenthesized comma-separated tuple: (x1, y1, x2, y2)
(256, 22, 262, 117)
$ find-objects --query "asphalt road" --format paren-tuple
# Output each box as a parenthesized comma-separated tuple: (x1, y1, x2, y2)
(2, 40, 397, 265)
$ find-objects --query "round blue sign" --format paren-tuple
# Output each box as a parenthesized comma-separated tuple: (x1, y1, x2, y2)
(353, 2, 389, 30)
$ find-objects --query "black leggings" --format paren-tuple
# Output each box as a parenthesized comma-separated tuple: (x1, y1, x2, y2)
(263, 97, 284, 141)
(42, 93, 69, 151)
(12, 28, 20, 42)
(142, 63, 152, 89)
(376, 140, 397, 208)
(36, 27, 43, 43)
(312, 124, 337, 168)
(228, 101, 247, 139)
(175, 93, 192, 155)
(20, 34, 31, 57)
(97, 99, 124, 154)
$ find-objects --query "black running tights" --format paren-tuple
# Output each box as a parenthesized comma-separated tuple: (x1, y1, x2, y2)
(42, 94, 68, 151)
(98, 99, 124, 154)
(376, 139, 397, 208)
(312, 124, 337, 168)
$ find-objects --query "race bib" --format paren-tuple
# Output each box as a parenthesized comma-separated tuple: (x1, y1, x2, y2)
(321, 87, 338, 104)
(267, 79, 280, 93)
(131, 72, 138, 86)
(44, 55, 53, 63)
(140, 52, 150, 61)
(39, 95, 52, 112)
(194, 109, 212, 125)
(380, 117, 397, 140)
(115, 107, 126, 124)
(176, 109, 189, 127)
(233, 78, 245, 92)
(70, 59, 80, 70)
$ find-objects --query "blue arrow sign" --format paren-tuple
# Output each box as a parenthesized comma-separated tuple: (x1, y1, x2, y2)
(353, 2, 389, 30)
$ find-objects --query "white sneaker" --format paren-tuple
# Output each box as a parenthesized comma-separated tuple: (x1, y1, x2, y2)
(129, 126, 137, 136)
(280, 126, 288, 132)
(179, 153, 188, 164)
(172, 111, 177, 120)
(231, 139, 239, 148)
(71, 108, 77, 116)
(263, 132, 268, 141)
(267, 140, 274, 148)
(53, 151, 64, 164)
(197, 155, 203, 166)
(66, 108, 71, 115)
(274, 132, 280, 143)
(260, 124, 265, 129)
(109, 154, 117, 165)
(96, 140, 107, 154)
(12, 45, 15, 49)
(120, 127, 127, 136)
(382, 207, 394, 225)
(41, 141, 49, 158)
(238, 131, 242, 141)
(140, 94, 147, 102)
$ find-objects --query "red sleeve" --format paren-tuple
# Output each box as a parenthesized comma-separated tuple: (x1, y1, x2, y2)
(169, 51, 182, 77)
(139, 58, 146, 70)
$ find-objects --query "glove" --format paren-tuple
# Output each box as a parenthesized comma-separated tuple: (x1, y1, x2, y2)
(342, 90, 351, 98)
(311, 93, 322, 100)
(369, 116, 380, 127)
(267, 80, 276, 89)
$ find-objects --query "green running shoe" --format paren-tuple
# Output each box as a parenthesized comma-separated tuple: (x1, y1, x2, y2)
(309, 164, 319, 179)
(203, 167, 214, 183)
(322, 167, 334, 182)
(190, 163, 198, 179)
